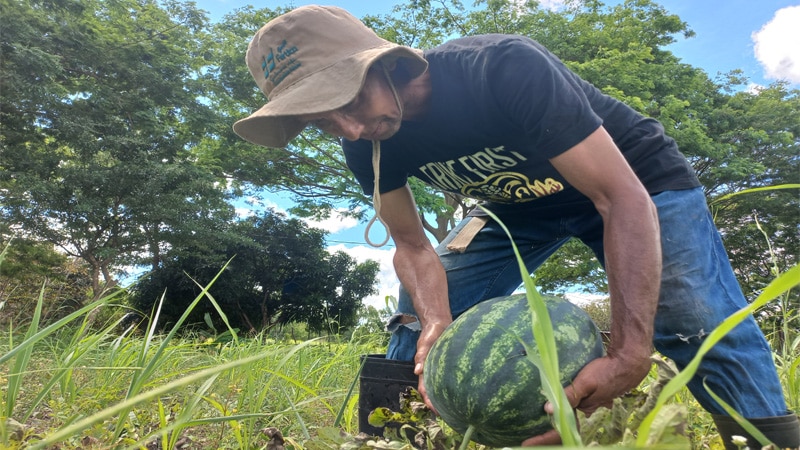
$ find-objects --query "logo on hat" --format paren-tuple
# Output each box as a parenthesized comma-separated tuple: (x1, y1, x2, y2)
(260, 40, 301, 88)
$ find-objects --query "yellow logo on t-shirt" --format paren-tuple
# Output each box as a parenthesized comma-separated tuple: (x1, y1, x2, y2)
(418, 146, 563, 202)
(463, 173, 563, 202)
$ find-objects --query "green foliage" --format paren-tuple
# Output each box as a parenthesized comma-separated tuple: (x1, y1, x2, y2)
(129, 209, 380, 334)
(537, 239, 608, 295)
(352, 302, 395, 345)
(0, 258, 386, 448)
(0, 280, 793, 449)
(580, 357, 690, 447)
(0, 237, 94, 328)
(365, 387, 454, 448)
(0, 286, 121, 446)
(705, 86, 800, 302)
(0, 0, 233, 297)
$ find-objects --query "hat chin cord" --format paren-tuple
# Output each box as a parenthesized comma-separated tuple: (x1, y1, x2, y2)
(364, 63, 404, 248)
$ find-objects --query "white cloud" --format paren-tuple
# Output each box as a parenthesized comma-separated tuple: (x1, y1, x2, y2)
(327, 243, 399, 310)
(746, 83, 765, 95)
(303, 208, 360, 234)
(234, 207, 255, 219)
(512, 0, 569, 12)
(564, 292, 606, 306)
(235, 196, 287, 219)
(537, 0, 569, 10)
(753, 5, 800, 84)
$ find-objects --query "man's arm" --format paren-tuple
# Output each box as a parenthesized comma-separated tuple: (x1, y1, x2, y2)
(523, 126, 661, 445)
(378, 184, 452, 405)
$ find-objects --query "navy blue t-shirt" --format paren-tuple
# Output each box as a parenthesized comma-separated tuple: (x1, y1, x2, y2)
(343, 34, 700, 216)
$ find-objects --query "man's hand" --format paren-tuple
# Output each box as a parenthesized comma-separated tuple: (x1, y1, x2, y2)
(414, 321, 451, 411)
(520, 352, 652, 446)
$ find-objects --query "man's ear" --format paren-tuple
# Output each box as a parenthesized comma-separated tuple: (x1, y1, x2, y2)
(381, 58, 414, 85)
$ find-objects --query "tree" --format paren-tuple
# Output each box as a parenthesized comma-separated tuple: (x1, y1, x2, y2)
(0, 0, 233, 299)
(129, 209, 380, 333)
(704, 83, 800, 299)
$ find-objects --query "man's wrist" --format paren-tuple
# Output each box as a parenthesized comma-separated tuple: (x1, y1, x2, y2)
(419, 314, 452, 328)
(607, 342, 654, 367)
(606, 331, 654, 360)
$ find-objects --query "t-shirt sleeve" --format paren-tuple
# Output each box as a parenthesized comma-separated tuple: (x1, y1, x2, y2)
(483, 37, 603, 158)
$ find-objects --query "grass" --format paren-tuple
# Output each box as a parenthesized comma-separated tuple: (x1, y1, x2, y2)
(0, 246, 387, 448)
(0, 322, 384, 448)
(0, 294, 796, 448)
(1, 277, 796, 450)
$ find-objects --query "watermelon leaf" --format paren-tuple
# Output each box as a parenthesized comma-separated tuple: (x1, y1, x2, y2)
(367, 407, 407, 428)
(625, 404, 689, 447)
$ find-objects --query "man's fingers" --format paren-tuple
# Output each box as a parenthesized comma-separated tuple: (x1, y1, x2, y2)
(566, 384, 582, 406)
(413, 352, 426, 376)
(544, 383, 583, 414)
(417, 376, 438, 413)
(530, 388, 584, 447)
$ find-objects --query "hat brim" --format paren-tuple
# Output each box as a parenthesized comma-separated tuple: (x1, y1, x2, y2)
(233, 45, 427, 148)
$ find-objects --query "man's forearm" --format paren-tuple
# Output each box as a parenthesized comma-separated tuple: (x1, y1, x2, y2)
(602, 196, 661, 360)
(393, 243, 451, 327)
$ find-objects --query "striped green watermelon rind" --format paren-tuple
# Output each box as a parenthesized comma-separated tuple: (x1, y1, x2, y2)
(423, 294, 605, 448)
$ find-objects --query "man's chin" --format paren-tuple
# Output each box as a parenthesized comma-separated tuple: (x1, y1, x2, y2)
(370, 120, 401, 141)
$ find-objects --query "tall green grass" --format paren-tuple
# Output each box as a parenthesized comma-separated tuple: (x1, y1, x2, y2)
(0, 319, 381, 448)
(0, 250, 384, 448)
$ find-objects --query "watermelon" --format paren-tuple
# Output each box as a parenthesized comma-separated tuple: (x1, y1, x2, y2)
(423, 294, 604, 447)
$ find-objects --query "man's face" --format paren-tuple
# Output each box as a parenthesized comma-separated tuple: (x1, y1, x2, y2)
(299, 68, 402, 142)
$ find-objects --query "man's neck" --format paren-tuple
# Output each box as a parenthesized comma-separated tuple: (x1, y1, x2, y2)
(399, 70, 432, 121)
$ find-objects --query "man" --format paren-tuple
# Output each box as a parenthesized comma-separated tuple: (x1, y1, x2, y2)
(233, 5, 799, 448)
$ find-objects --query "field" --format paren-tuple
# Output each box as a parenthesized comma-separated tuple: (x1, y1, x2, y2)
(0, 271, 797, 450)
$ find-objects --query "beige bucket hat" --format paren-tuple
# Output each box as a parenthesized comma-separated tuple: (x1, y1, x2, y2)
(233, 5, 429, 148)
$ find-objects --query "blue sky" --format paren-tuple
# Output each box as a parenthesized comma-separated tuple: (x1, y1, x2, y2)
(202, 0, 800, 87)
(206, 0, 800, 308)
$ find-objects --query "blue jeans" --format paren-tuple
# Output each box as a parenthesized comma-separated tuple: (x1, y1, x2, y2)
(386, 187, 787, 417)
